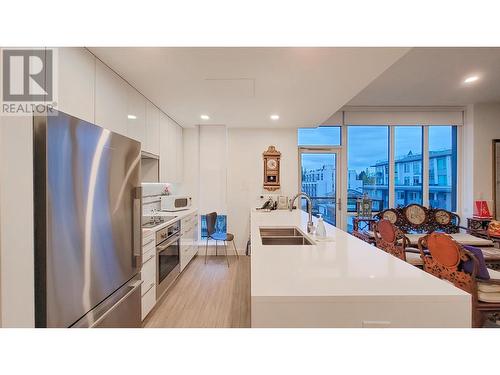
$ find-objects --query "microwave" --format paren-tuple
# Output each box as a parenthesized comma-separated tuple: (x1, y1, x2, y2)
(160, 195, 192, 212)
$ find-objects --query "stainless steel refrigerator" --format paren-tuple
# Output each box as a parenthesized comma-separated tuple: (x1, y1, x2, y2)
(34, 110, 143, 328)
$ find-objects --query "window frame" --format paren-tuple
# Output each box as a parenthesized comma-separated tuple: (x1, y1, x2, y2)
(343, 123, 460, 230)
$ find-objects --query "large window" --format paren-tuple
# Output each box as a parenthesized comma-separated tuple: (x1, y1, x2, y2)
(429, 126, 457, 211)
(394, 126, 423, 206)
(298, 126, 341, 146)
(347, 126, 389, 212)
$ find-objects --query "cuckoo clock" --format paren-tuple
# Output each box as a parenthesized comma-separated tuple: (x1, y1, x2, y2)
(263, 145, 281, 191)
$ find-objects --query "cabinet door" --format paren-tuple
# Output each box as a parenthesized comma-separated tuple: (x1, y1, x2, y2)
(175, 124, 183, 182)
(57, 48, 95, 123)
(126, 85, 146, 144)
(166, 118, 177, 182)
(95, 60, 128, 135)
(159, 112, 170, 182)
(145, 101, 160, 155)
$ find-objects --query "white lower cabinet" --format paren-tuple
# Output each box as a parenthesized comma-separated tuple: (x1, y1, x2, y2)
(141, 287, 156, 321)
(141, 243, 156, 321)
(180, 213, 198, 272)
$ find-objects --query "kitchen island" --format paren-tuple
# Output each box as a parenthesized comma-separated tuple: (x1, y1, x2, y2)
(250, 209, 471, 328)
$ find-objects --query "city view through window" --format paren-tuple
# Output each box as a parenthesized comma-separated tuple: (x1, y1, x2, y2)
(298, 125, 458, 228)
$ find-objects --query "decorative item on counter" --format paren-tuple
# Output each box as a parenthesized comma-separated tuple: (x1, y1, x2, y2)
(473, 200, 492, 219)
(487, 220, 500, 237)
(356, 194, 372, 218)
(263, 145, 281, 191)
(315, 214, 326, 237)
(257, 197, 274, 211)
(162, 184, 172, 196)
(277, 195, 289, 210)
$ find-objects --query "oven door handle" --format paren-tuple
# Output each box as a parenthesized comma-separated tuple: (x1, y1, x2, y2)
(156, 235, 180, 253)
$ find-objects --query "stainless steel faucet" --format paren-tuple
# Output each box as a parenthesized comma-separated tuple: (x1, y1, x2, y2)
(289, 192, 315, 234)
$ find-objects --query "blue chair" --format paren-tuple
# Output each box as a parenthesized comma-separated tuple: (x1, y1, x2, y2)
(204, 212, 239, 266)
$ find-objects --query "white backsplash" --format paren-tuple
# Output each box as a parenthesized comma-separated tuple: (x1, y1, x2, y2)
(141, 182, 183, 215)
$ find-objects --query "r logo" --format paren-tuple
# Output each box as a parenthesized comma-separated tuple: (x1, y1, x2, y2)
(2, 49, 53, 102)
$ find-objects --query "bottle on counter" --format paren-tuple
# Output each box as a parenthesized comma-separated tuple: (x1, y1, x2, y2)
(316, 214, 326, 238)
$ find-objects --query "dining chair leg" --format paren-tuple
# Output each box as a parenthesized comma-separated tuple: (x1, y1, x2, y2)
(215, 240, 218, 256)
(205, 237, 209, 264)
(232, 240, 239, 259)
(224, 240, 230, 267)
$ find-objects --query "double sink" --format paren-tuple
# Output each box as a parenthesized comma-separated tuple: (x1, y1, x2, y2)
(260, 227, 314, 246)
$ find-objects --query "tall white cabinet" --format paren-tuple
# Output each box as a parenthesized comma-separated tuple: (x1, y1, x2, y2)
(158, 113, 183, 183)
(95, 60, 128, 135)
(126, 85, 146, 144)
(57, 48, 95, 123)
(145, 101, 160, 155)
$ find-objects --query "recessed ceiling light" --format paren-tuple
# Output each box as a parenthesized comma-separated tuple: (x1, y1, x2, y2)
(200, 114, 210, 120)
(127, 114, 137, 120)
(270, 114, 280, 120)
(464, 75, 479, 84)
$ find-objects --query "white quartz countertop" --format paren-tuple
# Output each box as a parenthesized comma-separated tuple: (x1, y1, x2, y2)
(250, 209, 469, 300)
(142, 208, 198, 236)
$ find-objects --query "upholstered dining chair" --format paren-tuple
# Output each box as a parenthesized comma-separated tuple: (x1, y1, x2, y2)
(373, 219, 423, 267)
(418, 232, 500, 328)
(204, 212, 239, 267)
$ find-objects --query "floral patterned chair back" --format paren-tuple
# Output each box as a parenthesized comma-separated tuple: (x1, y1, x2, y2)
(418, 232, 477, 293)
(373, 219, 408, 261)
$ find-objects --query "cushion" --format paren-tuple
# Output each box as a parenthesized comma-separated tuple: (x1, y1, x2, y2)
(377, 220, 396, 242)
(405, 251, 423, 266)
(461, 245, 490, 280)
(477, 291, 500, 303)
(477, 268, 500, 293)
(427, 233, 461, 268)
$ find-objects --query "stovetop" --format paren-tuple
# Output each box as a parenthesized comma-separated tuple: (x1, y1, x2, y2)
(142, 216, 177, 229)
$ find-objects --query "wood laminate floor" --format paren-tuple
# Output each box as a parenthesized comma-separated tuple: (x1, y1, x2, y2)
(144, 255, 251, 328)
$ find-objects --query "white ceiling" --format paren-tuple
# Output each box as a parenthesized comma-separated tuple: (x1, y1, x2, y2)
(348, 47, 500, 107)
(89, 47, 409, 128)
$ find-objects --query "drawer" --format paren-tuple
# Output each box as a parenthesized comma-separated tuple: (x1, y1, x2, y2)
(142, 247, 155, 265)
(141, 286, 156, 321)
(140, 254, 156, 297)
(142, 236, 155, 254)
(142, 232, 154, 246)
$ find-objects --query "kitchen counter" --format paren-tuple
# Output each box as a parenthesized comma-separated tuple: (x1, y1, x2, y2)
(142, 208, 198, 236)
(250, 209, 471, 328)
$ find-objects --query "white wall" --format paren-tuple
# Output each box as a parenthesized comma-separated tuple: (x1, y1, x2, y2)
(227, 128, 298, 250)
(461, 102, 500, 219)
(180, 128, 200, 209)
(472, 103, 500, 202)
(0, 117, 35, 327)
(199, 126, 227, 215)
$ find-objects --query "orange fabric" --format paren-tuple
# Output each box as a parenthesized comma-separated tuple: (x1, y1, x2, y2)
(426, 233, 460, 268)
(487, 221, 500, 237)
(377, 219, 396, 243)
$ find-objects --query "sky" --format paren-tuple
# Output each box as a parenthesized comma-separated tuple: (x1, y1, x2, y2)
(298, 126, 454, 174)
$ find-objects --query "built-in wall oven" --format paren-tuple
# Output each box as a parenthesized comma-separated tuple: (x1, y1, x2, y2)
(156, 221, 181, 298)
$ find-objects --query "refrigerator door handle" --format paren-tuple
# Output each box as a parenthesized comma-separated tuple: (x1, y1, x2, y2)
(132, 186, 142, 268)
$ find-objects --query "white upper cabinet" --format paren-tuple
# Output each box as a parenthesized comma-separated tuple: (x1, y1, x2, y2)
(126, 85, 146, 145)
(158, 114, 183, 183)
(57, 48, 95, 123)
(159, 112, 170, 182)
(95, 60, 128, 136)
(166, 118, 177, 182)
(145, 101, 160, 155)
(175, 124, 183, 183)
